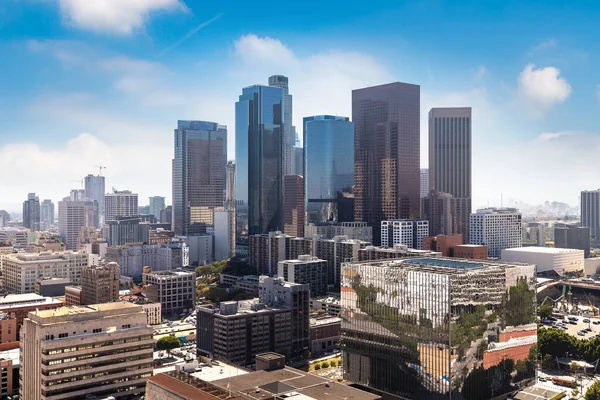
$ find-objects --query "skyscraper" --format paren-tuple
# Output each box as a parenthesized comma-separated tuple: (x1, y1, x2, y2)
(283, 175, 304, 238)
(420, 168, 429, 199)
(428, 107, 472, 240)
(555, 225, 591, 257)
(40, 199, 54, 230)
(581, 190, 600, 241)
(148, 196, 165, 220)
(22, 193, 40, 231)
(104, 189, 138, 223)
(84, 174, 105, 224)
(294, 146, 304, 176)
(236, 85, 284, 235)
(304, 115, 354, 224)
(353, 82, 420, 245)
(58, 198, 86, 250)
(173, 120, 227, 236)
(269, 75, 295, 175)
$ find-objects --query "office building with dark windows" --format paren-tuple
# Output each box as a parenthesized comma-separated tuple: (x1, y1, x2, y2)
(581, 190, 600, 243)
(23, 193, 41, 232)
(353, 82, 420, 245)
(236, 85, 284, 236)
(84, 174, 106, 224)
(172, 120, 227, 236)
(341, 257, 537, 399)
(283, 174, 304, 238)
(303, 115, 354, 224)
(269, 75, 295, 176)
(554, 224, 591, 257)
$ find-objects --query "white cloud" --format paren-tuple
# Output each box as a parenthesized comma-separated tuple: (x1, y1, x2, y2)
(474, 66, 486, 80)
(234, 34, 296, 66)
(533, 39, 556, 51)
(535, 132, 574, 142)
(517, 63, 572, 114)
(57, 0, 187, 34)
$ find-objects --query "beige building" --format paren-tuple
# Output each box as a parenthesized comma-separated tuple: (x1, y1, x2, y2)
(20, 302, 153, 400)
(81, 262, 120, 305)
(2, 251, 88, 294)
(142, 269, 195, 316)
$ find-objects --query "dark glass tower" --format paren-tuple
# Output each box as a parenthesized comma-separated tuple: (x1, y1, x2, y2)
(173, 120, 227, 236)
(23, 193, 40, 231)
(303, 115, 354, 224)
(84, 174, 105, 224)
(353, 82, 420, 245)
(236, 85, 284, 236)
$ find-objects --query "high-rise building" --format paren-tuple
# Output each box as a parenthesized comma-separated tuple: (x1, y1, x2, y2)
(305, 221, 372, 243)
(470, 208, 522, 258)
(84, 174, 106, 224)
(420, 168, 429, 199)
(283, 175, 304, 238)
(214, 209, 234, 260)
(303, 115, 354, 224)
(554, 225, 591, 258)
(40, 199, 54, 229)
(142, 269, 196, 315)
(20, 302, 153, 400)
(58, 198, 86, 250)
(0, 211, 10, 227)
(341, 257, 537, 399)
(294, 146, 304, 176)
(106, 216, 150, 246)
(380, 219, 429, 250)
(278, 255, 328, 297)
(160, 205, 172, 225)
(428, 107, 472, 241)
(173, 120, 227, 236)
(148, 196, 165, 220)
(104, 189, 138, 222)
(236, 85, 284, 236)
(81, 262, 120, 305)
(581, 190, 600, 240)
(105, 242, 188, 278)
(421, 189, 464, 238)
(23, 193, 40, 231)
(353, 82, 420, 245)
(269, 75, 295, 176)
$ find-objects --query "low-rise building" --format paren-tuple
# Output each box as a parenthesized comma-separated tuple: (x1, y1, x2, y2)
(357, 244, 440, 261)
(65, 286, 82, 306)
(305, 221, 373, 242)
(220, 274, 260, 293)
(310, 295, 341, 317)
(502, 246, 584, 276)
(0, 313, 18, 351)
(453, 244, 488, 259)
(310, 315, 341, 356)
(422, 234, 463, 256)
(120, 294, 162, 325)
(143, 269, 196, 316)
(0, 294, 62, 336)
(35, 278, 71, 297)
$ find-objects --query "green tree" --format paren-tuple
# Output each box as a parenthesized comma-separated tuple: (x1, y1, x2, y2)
(585, 379, 600, 400)
(538, 303, 554, 320)
(322, 361, 330, 369)
(157, 336, 181, 351)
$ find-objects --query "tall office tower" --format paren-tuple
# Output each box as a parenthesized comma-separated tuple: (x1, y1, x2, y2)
(428, 107, 472, 240)
(70, 189, 85, 202)
(104, 189, 138, 222)
(581, 190, 600, 243)
(304, 115, 354, 224)
(58, 198, 86, 250)
(283, 175, 305, 238)
(269, 75, 295, 175)
(0, 211, 10, 227)
(173, 120, 227, 236)
(555, 225, 591, 258)
(353, 82, 420, 245)
(236, 85, 284, 236)
(225, 161, 236, 210)
(421, 190, 459, 237)
(106, 216, 150, 246)
(148, 196, 165, 220)
(380, 219, 429, 249)
(23, 193, 40, 231)
(470, 208, 522, 258)
(420, 168, 429, 199)
(20, 302, 153, 400)
(40, 199, 54, 229)
(84, 174, 106, 224)
(81, 262, 120, 305)
(294, 146, 304, 176)
(160, 205, 172, 225)
(341, 257, 537, 399)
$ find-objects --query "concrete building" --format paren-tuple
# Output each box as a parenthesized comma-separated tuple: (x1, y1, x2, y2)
(305, 221, 372, 243)
(214, 209, 235, 260)
(104, 189, 138, 222)
(106, 242, 188, 278)
(142, 269, 195, 315)
(353, 82, 420, 245)
(357, 244, 440, 261)
(58, 198, 86, 250)
(0, 357, 13, 398)
(3, 251, 88, 294)
(428, 107, 472, 241)
(81, 262, 120, 305)
(23, 192, 41, 232)
(278, 255, 328, 297)
(581, 189, 600, 240)
(35, 278, 71, 297)
(421, 189, 467, 239)
(555, 225, 591, 258)
(0, 313, 18, 350)
(381, 219, 429, 250)
(420, 168, 429, 199)
(84, 174, 106, 224)
(283, 174, 304, 238)
(148, 227, 175, 245)
(106, 216, 150, 246)
(41, 199, 55, 230)
(310, 315, 341, 356)
(312, 236, 369, 287)
(0, 294, 62, 337)
(65, 286, 82, 306)
(120, 295, 162, 325)
(453, 244, 488, 260)
(20, 302, 153, 400)
(341, 257, 536, 398)
(310, 296, 341, 317)
(0, 227, 28, 248)
(422, 234, 463, 256)
(502, 247, 584, 276)
(522, 222, 546, 247)
(470, 208, 522, 258)
(187, 235, 213, 266)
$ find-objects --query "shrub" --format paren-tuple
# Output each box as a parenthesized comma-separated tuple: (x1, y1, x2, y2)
(157, 335, 181, 351)
(314, 363, 321, 370)
(321, 361, 330, 368)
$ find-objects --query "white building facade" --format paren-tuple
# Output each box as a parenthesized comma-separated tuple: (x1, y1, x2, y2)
(470, 208, 522, 258)
(502, 247, 584, 276)
(380, 219, 429, 250)
(104, 189, 138, 222)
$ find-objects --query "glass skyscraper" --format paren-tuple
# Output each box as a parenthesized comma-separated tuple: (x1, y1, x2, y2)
(235, 85, 284, 236)
(269, 75, 295, 176)
(173, 120, 227, 236)
(341, 257, 537, 399)
(303, 115, 354, 224)
(84, 174, 105, 224)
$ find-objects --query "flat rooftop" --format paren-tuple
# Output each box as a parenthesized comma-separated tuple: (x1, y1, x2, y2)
(401, 257, 485, 270)
(0, 293, 62, 309)
(33, 301, 141, 318)
(503, 247, 583, 254)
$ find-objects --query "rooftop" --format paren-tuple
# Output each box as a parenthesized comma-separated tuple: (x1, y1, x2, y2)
(400, 257, 485, 270)
(310, 316, 342, 327)
(0, 293, 62, 309)
(32, 301, 141, 318)
(503, 247, 584, 254)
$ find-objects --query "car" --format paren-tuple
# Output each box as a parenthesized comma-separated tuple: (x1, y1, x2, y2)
(593, 321, 600, 325)
(539, 377, 548, 382)
(578, 332, 586, 336)
(584, 319, 590, 323)
(570, 321, 578, 325)
(585, 328, 592, 332)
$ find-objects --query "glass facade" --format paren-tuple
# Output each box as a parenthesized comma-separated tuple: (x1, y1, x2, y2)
(353, 82, 421, 245)
(173, 120, 227, 236)
(235, 85, 284, 236)
(303, 115, 354, 224)
(341, 258, 537, 400)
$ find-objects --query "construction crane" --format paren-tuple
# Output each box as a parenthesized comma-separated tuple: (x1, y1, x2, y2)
(67, 179, 84, 189)
(92, 165, 106, 176)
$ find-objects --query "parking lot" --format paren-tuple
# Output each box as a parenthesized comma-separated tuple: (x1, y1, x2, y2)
(541, 316, 600, 339)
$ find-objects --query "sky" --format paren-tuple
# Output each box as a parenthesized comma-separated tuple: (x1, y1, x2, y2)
(1, 0, 599, 213)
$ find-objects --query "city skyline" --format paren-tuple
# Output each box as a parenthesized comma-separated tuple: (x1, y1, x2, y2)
(1, 2, 599, 210)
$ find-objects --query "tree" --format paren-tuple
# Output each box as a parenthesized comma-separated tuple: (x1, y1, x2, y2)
(585, 380, 600, 400)
(322, 361, 330, 369)
(157, 335, 181, 351)
(538, 304, 554, 320)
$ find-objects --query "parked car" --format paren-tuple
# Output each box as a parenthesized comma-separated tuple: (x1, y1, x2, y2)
(578, 331, 585, 336)
(583, 319, 590, 323)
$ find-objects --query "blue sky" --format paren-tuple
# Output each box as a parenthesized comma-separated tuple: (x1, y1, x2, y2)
(0, 0, 599, 212)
